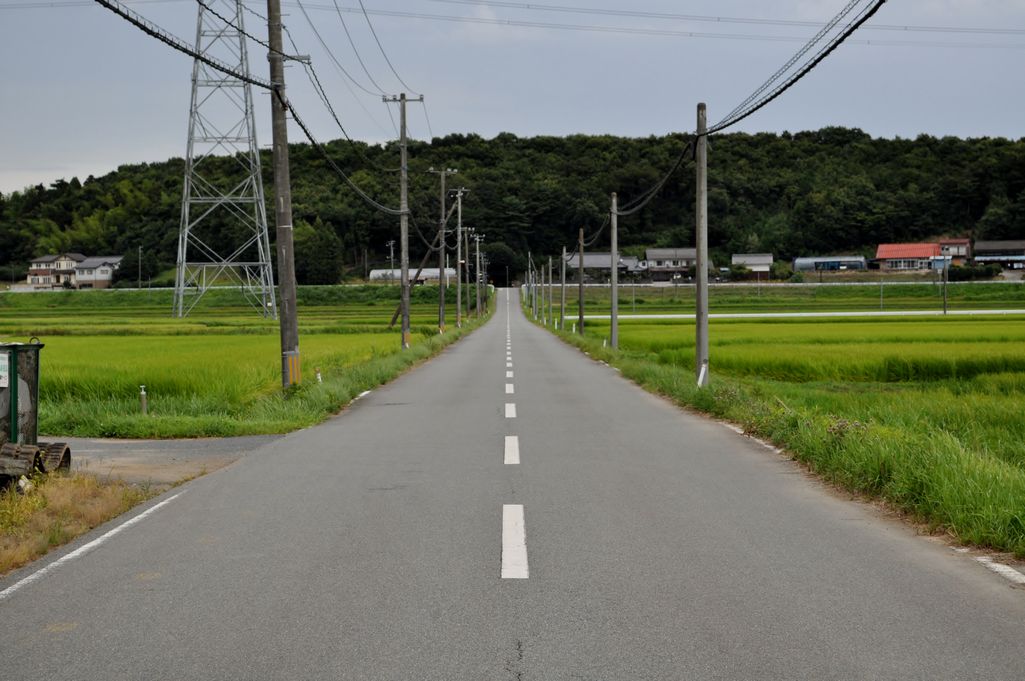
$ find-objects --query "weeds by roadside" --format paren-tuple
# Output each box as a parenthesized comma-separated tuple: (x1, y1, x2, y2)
(0, 473, 153, 576)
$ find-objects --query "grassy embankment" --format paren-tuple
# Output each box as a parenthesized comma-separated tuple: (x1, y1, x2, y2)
(538, 294, 1025, 556)
(0, 284, 492, 438)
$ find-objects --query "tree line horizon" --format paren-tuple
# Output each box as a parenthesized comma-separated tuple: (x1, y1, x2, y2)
(2, 126, 1022, 285)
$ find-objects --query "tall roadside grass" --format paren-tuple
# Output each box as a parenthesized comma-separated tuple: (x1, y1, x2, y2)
(551, 315, 1025, 557)
(0, 474, 152, 575)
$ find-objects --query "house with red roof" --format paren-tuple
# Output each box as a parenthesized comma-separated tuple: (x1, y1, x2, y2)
(875, 243, 941, 271)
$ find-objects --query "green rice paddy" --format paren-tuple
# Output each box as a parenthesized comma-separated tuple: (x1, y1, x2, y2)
(542, 290, 1025, 556)
(0, 285, 490, 438)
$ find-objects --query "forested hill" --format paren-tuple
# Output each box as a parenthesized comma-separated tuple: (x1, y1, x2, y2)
(2, 127, 1023, 283)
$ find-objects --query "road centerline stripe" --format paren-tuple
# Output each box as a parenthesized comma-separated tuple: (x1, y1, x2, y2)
(502, 504, 529, 579)
(505, 403, 517, 418)
(506, 383, 515, 394)
(505, 435, 520, 465)
(506, 371, 513, 378)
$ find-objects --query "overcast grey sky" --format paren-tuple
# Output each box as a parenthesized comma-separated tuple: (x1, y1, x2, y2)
(1, 0, 1023, 194)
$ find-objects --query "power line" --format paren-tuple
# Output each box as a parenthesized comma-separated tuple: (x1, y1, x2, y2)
(91, 0, 274, 88)
(95, 0, 403, 214)
(330, 0, 387, 93)
(356, 0, 421, 94)
(719, 0, 865, 128)
(421, 0, 1025, 37)
(710, 0, 890, 134)
(10, 1, 1025, 47)
(294, 0, 381, 96)
(284, 27, 400, 172)
(613, 0, 888, 218)
(195, 0, 289, 61)
(281, 90, 404, 215)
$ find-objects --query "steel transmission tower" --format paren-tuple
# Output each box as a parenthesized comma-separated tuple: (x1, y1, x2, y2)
(174, 0, 276, 318)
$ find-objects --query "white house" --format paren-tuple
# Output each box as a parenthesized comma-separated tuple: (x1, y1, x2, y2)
(27, 253, 123, 289)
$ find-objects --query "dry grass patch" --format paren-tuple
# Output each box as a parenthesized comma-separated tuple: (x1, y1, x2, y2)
(0, 474, 153, 576)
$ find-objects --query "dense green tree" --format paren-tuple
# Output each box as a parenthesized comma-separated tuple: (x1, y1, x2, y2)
(3, 128, 1023, 276)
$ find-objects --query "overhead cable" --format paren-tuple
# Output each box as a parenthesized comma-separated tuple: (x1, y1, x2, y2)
(281, 91, 404, 215)
(709, 0, 889, 134)
(92, 0, 274, 88)
(422, 0, 1023, 37)
(357, 0, 422, 94)
(294, 0, 382, 96)
(283, 26, 400, 172)
(331, 0, 388, 93)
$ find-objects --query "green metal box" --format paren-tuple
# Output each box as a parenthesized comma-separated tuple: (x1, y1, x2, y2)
(0, 342, 43, 446)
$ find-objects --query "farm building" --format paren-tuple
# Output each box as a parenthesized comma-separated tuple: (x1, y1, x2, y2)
(642, 248, 695, 281)
(974, 240, 1025, 268)
(939, 238, 972, 265)
(875, 243, 941, 271)
(369, 268, 455, 284)
(731, 253, 773, 273)
(793, 256, 867, 272)
(563, 253, 644, 279)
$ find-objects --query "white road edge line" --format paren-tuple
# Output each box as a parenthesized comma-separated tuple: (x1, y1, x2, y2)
(505, 383, 515, 394)
(505, 435, 520, 465)
(502, 504, 529, 578)
(0, 492, 184, 602)
(976, 557, 1025, 586)
(505, 403, 517, 418)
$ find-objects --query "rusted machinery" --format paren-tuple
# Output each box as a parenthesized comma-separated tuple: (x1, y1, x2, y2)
(0, 341, 70, 481)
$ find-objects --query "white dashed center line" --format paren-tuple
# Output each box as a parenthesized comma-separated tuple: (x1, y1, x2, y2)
(506, 371, 513, 378)
(504, 436, 520, 465)
(502, 505, 529, 579)
(505, 383, 515, 394)
(505, 403, 517, 418)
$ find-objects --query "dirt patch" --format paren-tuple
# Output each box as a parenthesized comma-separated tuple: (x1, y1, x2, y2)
(61, 435, 282, 488)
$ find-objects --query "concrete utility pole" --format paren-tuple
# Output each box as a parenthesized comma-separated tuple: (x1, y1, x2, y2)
(268, 0, 300, 387)
(548, 256, 553, 328)
(474, 233, 483, 317)
(386, 239, 395, 283)
(560, 246, 566, 331)
(943, 255, 949, 315)
(541, 259, 549, 326)
(695, 103, 710, 387)
(610, 193, 619, 349)
(465, 228, 472, 318)
(428, 167, 456, 333)
(454, 189, 465, 328)
(578, 227, 585, 335)
(383, 93, 422, 349)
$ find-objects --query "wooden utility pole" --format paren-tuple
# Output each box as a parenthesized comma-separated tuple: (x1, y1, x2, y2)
(268, 0, 300, 386)
(610, 192, 619, 349)
(578, 227, 585, 335)
(560, 246, 566, 331)
(695, 103, 710, 387)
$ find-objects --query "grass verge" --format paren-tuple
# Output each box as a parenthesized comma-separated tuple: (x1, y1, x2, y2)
(549, 324, 1025, 558)
(0, 473, 153, 576)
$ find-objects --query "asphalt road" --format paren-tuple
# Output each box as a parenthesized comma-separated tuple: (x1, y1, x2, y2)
(2, 289, 1023, 680)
